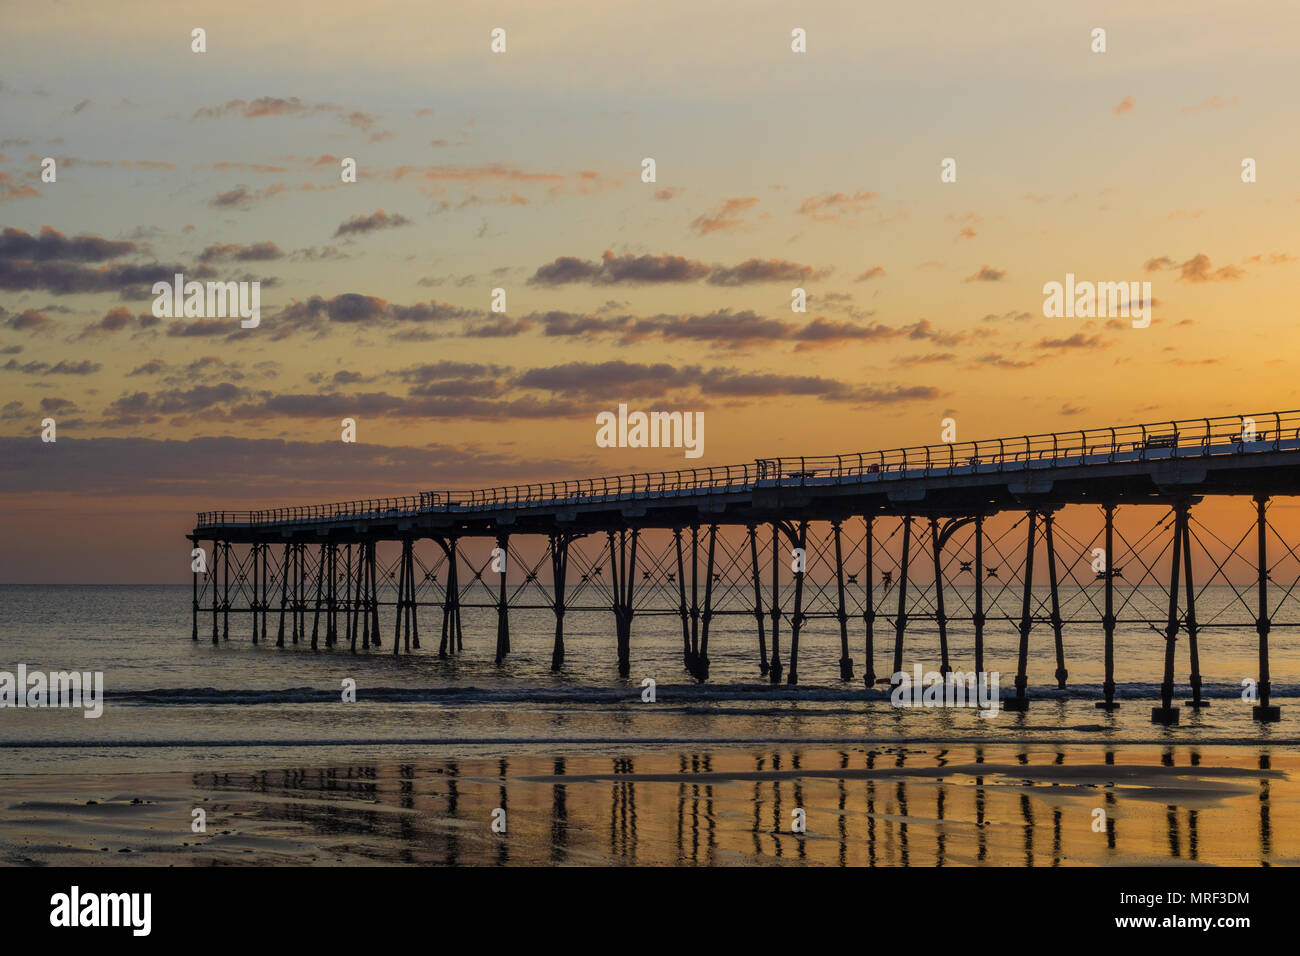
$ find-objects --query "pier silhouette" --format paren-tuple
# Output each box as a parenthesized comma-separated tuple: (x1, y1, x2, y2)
(191, 410, 1300, 721)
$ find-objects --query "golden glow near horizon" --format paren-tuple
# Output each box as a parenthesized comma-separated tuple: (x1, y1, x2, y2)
(2, 1, 1299, 579)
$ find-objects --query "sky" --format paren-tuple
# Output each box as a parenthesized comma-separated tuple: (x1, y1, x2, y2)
(2, 0, 1299, 582)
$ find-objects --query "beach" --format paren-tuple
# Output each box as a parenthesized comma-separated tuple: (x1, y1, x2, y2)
(3, 742, 1297, 866)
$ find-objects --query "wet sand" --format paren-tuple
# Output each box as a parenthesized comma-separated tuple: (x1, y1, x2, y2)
(2, 742, 1297, 866)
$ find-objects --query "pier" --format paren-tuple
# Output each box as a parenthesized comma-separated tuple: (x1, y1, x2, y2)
(190, 410, 1300, 723)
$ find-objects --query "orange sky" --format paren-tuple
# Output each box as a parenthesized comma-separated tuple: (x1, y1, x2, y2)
(2, 0, 1299, 581)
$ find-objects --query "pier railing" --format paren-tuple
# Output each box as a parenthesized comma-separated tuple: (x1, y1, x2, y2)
(194, 410, 1300, 528)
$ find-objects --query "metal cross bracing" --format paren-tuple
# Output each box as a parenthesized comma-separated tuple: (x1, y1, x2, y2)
(191, 500, 1300, 724)
(191, 410, 1300, 722)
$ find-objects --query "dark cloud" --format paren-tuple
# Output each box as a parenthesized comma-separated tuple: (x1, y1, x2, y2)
(706, 258, 828, 286)
(333, 209, 413, 237)
(271, 294, 481, 338)
(528, 250, 826, 287)
(515, 361, 700, 399)
(2, 307, 55, 332)
(2, 358, 101, 375)
(0, 226, 134, 262)
(462, 316, 534, 337)
(77, 305, 141, 337)
(198, 241, 285, 262)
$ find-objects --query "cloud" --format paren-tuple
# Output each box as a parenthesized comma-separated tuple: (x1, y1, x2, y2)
(707, 258, 828, 286)
(198, 241, 285, 262)
(854, 266, 886, 282)
(0, 226, 134, 262)
(1180, 95, 1238, 114)
(268, 293, 483, 339)
(462, 316, 534, 337)
(515, 360, 698, 399)
(1113, 95, 1135, 115)
(2, 307, 54, 333)
(77, 305, 146, 337)
(2, 358, 101, 375)
(528, 250, 825, 287)
(796, 190, 878, 222)
(689, 197, 758, 235)
(513, 360, 938, 406)
(1037, 333, 1105, 349)
(333, 209, 414, 237)
(0, 171, 40, 201)
(963, 265, 1006, 282)
(1146, 253, 1244, 282)
(1242, 252, 1295, 266)
(193, 97, 309, 120)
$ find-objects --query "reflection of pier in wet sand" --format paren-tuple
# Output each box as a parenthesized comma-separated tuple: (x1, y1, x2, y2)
(178, 745, 1297, 866)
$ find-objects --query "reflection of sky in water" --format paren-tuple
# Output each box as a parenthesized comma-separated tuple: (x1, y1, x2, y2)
(0, 744, 1293, 867)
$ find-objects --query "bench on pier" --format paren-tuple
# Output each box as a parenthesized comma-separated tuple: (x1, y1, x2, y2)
(1138, 434, 1178, 450)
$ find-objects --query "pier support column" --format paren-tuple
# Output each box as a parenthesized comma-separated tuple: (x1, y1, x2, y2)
(438, 538, 463, 656)
(293, 543, 303, 645)
(395, 538, 405, 650)
(1006, 512, 1036, 712)
(276, 542, 288, 648)
(890, 516, 913, 686)
(747, 525, 768, 677)
(260, 542, 269, 643)
(1044, 512, 1068, 688)
(973, 515, 985, 676)
(787, 520, 807, 686)
(550, 533, 570, 671)
(833, 519, 853, 680)
(673, 528, 690, 672)
(1098, 504, 1119, 710)
(1183, 511, 1206, 708)
(344, 543, 355, 651)
(373, 541, 385, 649)
(222, 539, 230, 642)
(687, 525, 701, 676)
(311, 543, 324, 650)
(698, 525, 715, 681)
(395, 538, 413, 653)
(191, 539, 199, 641)
(608, 528, 640, 679)
(251, 542, 260, 644)
(325, 544, 337, 648)
(1253, 495, 1281, 721)
(930, 517, 951, 677)
(864, 517, 876, 688)
(769, 522, 783, 685)
(1153, 503, 1185, 724)
(494, 534, 511, 664)
(210, 539, 220, 644)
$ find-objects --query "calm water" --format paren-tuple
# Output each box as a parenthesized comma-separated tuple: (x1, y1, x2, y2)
(2, 583, 1299, 770)
(2, 585, 1299, 865)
